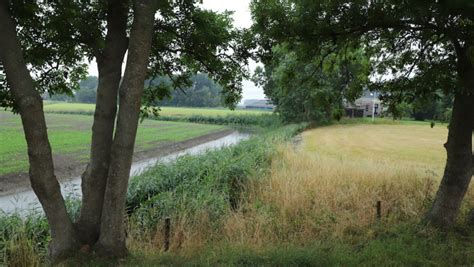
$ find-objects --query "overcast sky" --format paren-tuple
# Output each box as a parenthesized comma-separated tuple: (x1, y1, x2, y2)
(88, 1, 265, 101)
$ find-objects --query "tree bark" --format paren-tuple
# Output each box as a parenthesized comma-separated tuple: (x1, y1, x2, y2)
(425, 45, 474, 228)
(95, 0, 157, 257)
(76, 0, 129, 246)
(0, 1, 77, 260)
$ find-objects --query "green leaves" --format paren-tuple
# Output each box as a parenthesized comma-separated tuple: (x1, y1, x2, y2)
(251, 0, 473, 111)
(253, 42, 369, 123)
(2, 0, 251, 110)
(146, 2, 251, 110)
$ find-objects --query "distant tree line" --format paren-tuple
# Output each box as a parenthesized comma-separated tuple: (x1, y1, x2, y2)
(42, 76, 98, 103)
(388, 94, 453, 122)
(149, 73, 224, 107)
(43, 74, 224, 107)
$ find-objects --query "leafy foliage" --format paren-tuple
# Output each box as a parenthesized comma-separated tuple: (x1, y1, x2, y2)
(253, 43, 369, 123)
(2, 1, 251, 111)
(142, 1, 254, 111)
(250, 0, 474, 108)
(155, 113, 281, 127)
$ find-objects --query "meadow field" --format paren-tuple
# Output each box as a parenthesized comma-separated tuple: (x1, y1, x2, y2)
(0, 111, 227, 177)
(42, 102, 269, 117)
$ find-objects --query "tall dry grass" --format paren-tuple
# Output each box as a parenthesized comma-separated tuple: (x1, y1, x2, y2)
(128, 124, 474, 254)
(3, 231, 41, 267)
(222, 145, 440, 246)
(128, 144, 444, 253)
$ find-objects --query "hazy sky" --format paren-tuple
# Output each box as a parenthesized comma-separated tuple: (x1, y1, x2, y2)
(88, 1, 266, 101)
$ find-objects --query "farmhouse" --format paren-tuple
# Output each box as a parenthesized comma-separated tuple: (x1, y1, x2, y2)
(243, 99, 275, 110)
(344, 92, 384, 118)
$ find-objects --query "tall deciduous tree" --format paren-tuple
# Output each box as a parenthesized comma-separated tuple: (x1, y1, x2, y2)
(0, 0, 79, 259)
(253, 43, 369, 123)
(0, 0, 248, 261)
(251, 0, 474, 228)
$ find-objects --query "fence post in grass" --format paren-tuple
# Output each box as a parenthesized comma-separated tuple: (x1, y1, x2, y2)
(376, 201, 382, 220)
(164, 217, 171, 252)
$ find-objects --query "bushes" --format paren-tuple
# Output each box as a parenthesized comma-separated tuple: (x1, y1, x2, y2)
(154, 113, 282, 128)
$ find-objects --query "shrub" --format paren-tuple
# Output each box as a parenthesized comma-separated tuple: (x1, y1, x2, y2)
(154, 113, 282, 128)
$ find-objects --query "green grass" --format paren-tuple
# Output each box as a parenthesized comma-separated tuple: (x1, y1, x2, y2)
(43, 102, 269, 117)
(0, 111, 227, 175)
(116, 224, 474, 266)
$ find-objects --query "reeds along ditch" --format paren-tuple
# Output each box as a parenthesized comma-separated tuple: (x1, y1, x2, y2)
(126, 124, 306, 250)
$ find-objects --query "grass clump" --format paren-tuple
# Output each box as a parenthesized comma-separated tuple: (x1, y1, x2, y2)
(0, 212, 49, 265)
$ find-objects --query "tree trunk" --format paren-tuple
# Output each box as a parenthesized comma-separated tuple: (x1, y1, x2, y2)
(0, 1, 77, 260)
(76, 0, 129, 246)
(425, 46, 474, 228)
(95, 0, 157, 257)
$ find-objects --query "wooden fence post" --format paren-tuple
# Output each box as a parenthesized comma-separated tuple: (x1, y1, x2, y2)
(164, 217, 171, 252)
(376, 201, 382, 220)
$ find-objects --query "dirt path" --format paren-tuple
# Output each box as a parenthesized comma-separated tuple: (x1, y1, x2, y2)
(0, 129, 233, 196)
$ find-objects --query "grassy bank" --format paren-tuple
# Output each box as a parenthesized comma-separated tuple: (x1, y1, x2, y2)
(0, 111, 227, 176)
(155, 113, 281, 127)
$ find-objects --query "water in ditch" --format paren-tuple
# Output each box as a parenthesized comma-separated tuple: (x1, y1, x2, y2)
(0, 132, 250, 214)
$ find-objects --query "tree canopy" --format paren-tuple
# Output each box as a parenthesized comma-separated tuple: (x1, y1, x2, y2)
(2, 0, 251, 110)
(253, 43, 370, 123)
(251, 0, 473, 107)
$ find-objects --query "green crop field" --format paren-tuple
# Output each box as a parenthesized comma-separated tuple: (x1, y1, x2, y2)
(0, 111, 227, 176)
(43, 102, 269, 117)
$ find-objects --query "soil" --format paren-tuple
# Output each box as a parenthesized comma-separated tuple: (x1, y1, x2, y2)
(0, 129, 234, 196)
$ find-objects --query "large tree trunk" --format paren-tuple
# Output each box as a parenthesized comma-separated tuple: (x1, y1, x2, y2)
(95, 0, 156, 257)
(76, 0, 129, 246)
(0, 1, 77, 260)
(425, 45, 474, 228)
